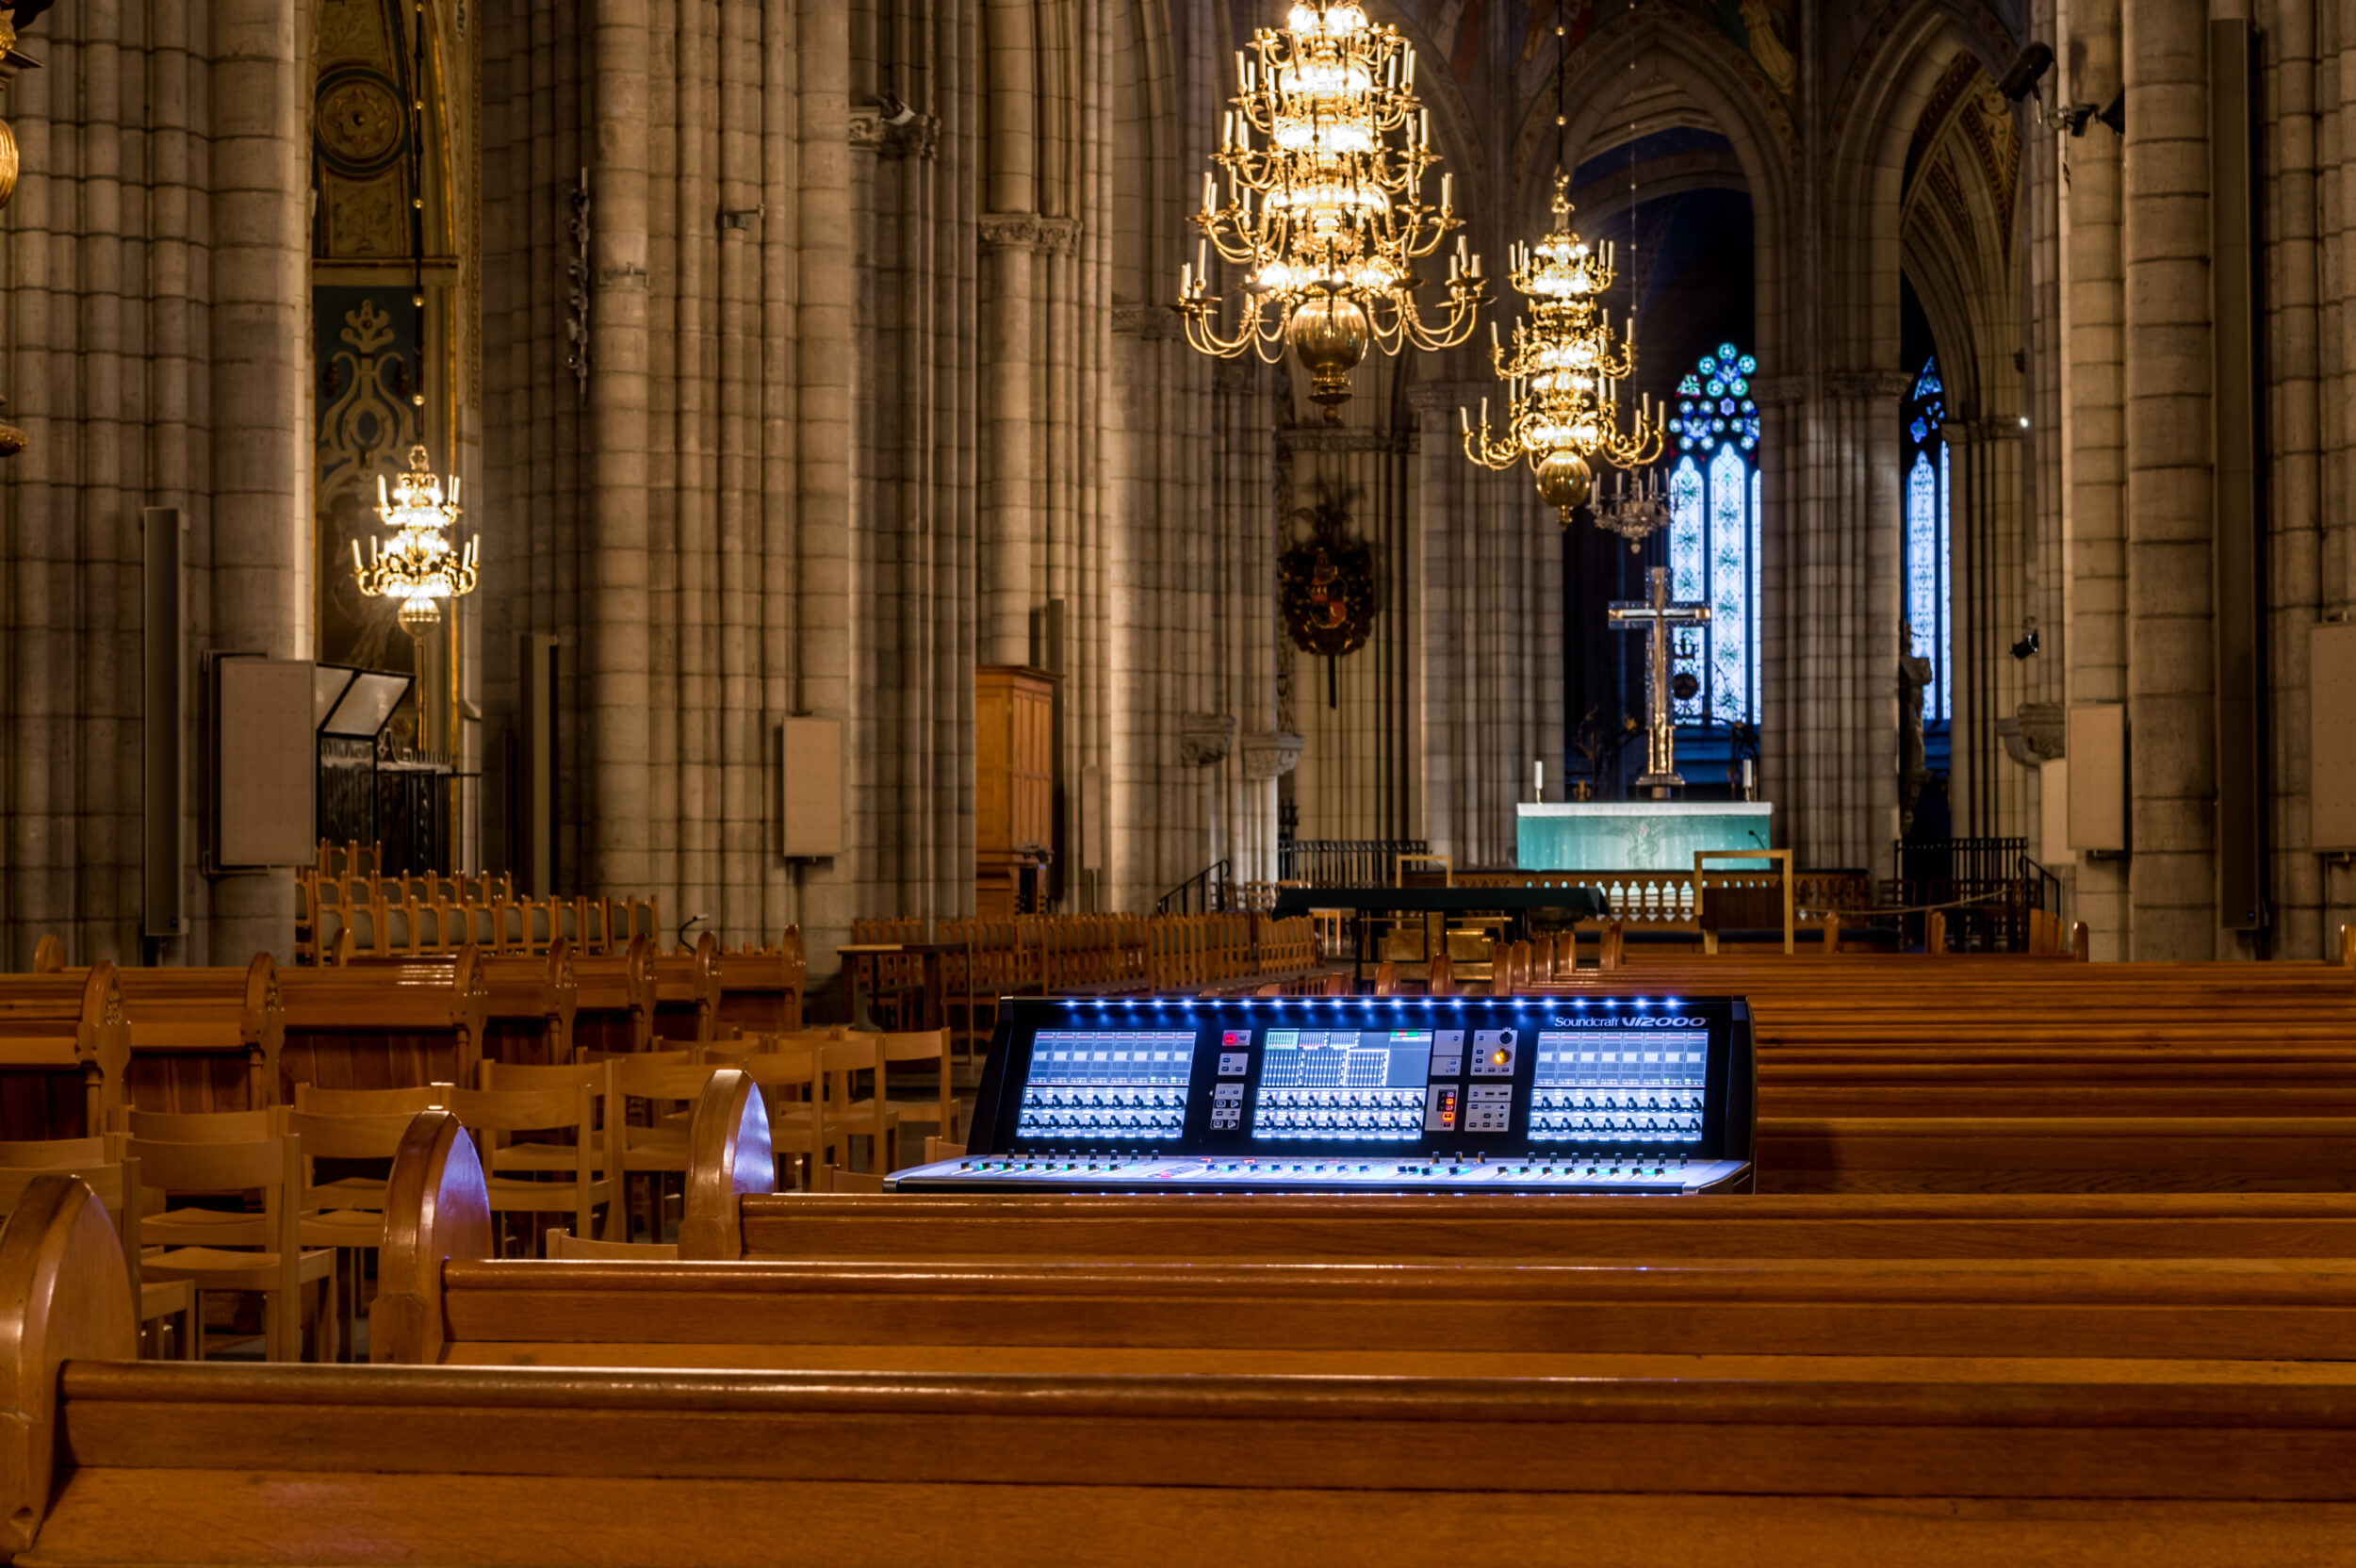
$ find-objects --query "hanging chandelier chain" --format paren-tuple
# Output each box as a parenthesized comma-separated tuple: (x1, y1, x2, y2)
(351, 0, 480, 635)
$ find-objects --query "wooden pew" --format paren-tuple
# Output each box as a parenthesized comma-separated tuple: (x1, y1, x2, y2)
(569, 933, 657, 1056)
(274, 948, 491, 1099)
(32, 947, 281, 1116)
(712, 932, 805, 1037)
(674, 1073, 2356, 1262)
(649, 932, 719, 1046)
(367, 1095, 2356, 1374)
(14, 1170, 2356, 1564)
(0, 966, 128, 1140)
(335, 939, 575, 1070)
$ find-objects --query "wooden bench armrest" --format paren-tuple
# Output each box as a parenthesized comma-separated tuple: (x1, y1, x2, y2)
(0, 1174, 135, 1553)
(372, 1110, 493, 1364)
(679, 1070, 775, 1261)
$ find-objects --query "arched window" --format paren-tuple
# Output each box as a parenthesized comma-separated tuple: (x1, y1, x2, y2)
(1904, 357, 1951, 721)
(1668, 343, 1761, 725)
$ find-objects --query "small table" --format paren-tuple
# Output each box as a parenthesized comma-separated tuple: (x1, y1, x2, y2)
(1268, 887, 1612, 988)
(833, 944, 903, 1030)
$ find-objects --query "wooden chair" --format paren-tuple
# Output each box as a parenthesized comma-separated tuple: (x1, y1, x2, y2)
(286, 1108, 418, 1359)
(703, 1041, 828, 1191)
(545, 1227, 679, 1260)
(0, 1153, 188, 1359)
(127, 1133, 334, 1362)
(876, 1028, 957, 1164)
(817, 1036, 892, 1183)
(820, 1166, 887, 1194)
(473, 1059, 617, 1204)
(608, 1057, 724, 1244)
(444, 1077, 612, 1250)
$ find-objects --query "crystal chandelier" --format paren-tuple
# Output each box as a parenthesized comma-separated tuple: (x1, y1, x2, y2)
(1175, 0, 1486, 422)
(1460, 174, 1664, 523)
(1596, 465, 1672, 553)
(353, 445, 478, 634)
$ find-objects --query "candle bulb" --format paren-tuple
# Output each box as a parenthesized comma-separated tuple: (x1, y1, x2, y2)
(1441, 172, 1452, 211)
(1197, 238, 1208, 279)
(1202, 172, 1215, 214)
(1235, 49, 1246, 88)
(1470, 250, 1481, 277)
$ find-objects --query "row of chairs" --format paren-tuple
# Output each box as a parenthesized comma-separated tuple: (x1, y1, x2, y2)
(0, 1022, 958, 1362)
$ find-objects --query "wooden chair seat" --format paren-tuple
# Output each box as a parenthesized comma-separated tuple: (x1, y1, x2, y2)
(142, 1244, 334, 1297)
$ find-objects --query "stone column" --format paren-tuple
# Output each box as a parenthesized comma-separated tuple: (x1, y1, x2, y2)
(1951, 417, 2029, 840)
(2265, 0, 2328, 956)
(978, 0, 1039, 668)
(588, 0, 652, 894)
(2061, 0, 2128, 955)
(206, 0, 307, 962)
(794, 0, 857, 966)
(1774, 372, 1909, 879)
(2121, 0, 2217, 957)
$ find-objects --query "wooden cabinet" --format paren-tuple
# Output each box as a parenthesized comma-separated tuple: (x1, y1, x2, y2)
(976, 665, 1057, 918)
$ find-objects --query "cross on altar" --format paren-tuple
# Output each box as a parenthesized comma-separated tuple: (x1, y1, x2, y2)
(1608, 565, 1712, 798)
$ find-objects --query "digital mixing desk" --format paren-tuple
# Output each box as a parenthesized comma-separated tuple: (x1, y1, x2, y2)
(886, 994, 1756, 1195)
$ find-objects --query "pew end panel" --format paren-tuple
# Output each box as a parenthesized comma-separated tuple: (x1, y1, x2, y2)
(0, 1174, 135, 1555)
(679, 1070, 775, 1261)
(371, 1110, 493, 1365)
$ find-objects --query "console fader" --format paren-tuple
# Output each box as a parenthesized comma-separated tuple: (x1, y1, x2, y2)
(886, 993, 1756, 1195)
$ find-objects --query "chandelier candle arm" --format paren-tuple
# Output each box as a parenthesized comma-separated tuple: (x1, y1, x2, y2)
(1174, 0, 1486, 421)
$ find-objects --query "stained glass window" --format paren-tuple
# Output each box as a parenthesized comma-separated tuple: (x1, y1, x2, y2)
(1903, 356, 1951, 722)
(1666, 342, 1762, 725)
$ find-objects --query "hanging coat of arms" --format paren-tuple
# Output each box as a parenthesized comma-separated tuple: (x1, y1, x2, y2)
(1280, 500, 1378, 708)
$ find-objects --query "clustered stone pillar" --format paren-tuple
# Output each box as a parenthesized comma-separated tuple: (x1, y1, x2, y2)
(2062, 0, 2128, 956)
(587, 0, 652, 896)
(2120, 0, 2218, 958)
(206, 0, 307, 962)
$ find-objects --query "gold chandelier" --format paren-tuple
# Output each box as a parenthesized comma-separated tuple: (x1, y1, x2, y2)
(1176, 0, 1486, 422)
(1460, 175, 1663, 523)
(353, 445, 478, 634)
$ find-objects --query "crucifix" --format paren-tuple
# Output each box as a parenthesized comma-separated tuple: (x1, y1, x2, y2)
(1608, 566, 1712, 799)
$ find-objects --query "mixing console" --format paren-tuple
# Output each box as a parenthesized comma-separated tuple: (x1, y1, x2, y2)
(887, 994, 1755, 1195)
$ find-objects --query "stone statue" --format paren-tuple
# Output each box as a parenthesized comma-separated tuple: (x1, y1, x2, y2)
(1899, 622, 1932, 836)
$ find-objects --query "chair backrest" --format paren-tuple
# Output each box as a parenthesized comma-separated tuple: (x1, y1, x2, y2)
(442, 1084, 597, 1139)
(612, 1059, 723, 1103)
(292, 1085, 447, 1116)
(703, 1043, 823, 1094)
(877, 1029, 948, 1067)
(544, 1228, 679, 1260)
(0, 1137, 110, 1169)
(124, 1135, 300, 1255)
(284, 1109, 416, 1166)
(823, 1166, 887, 1195)
(118, 1107, 286, 1142)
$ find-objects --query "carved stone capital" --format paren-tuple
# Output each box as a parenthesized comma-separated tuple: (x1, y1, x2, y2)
(1113, 302, 1183, 340)
(849, 109, 941, 160)
(1956, 415, 2028, 443)
(1240, 730, 1306, 780)
(1405, 379, 1493, 414)
(980, 210, 1082, 253)
(1999, 701, 2066, 768)
(1179, 712, 1238, 767)
(1824, 368, 1919, 401)
(1750, 373, 1808, 407)
(1277, 424, 1418, 454)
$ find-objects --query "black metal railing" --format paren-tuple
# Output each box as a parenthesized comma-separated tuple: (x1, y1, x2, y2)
(1888, 837, 2060, 953)
(1157, 859, 1233, 915)
(1277, 839, 1431, 888)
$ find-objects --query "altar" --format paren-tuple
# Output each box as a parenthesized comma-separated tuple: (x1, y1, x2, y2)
(1516, 801, 1775, 873)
